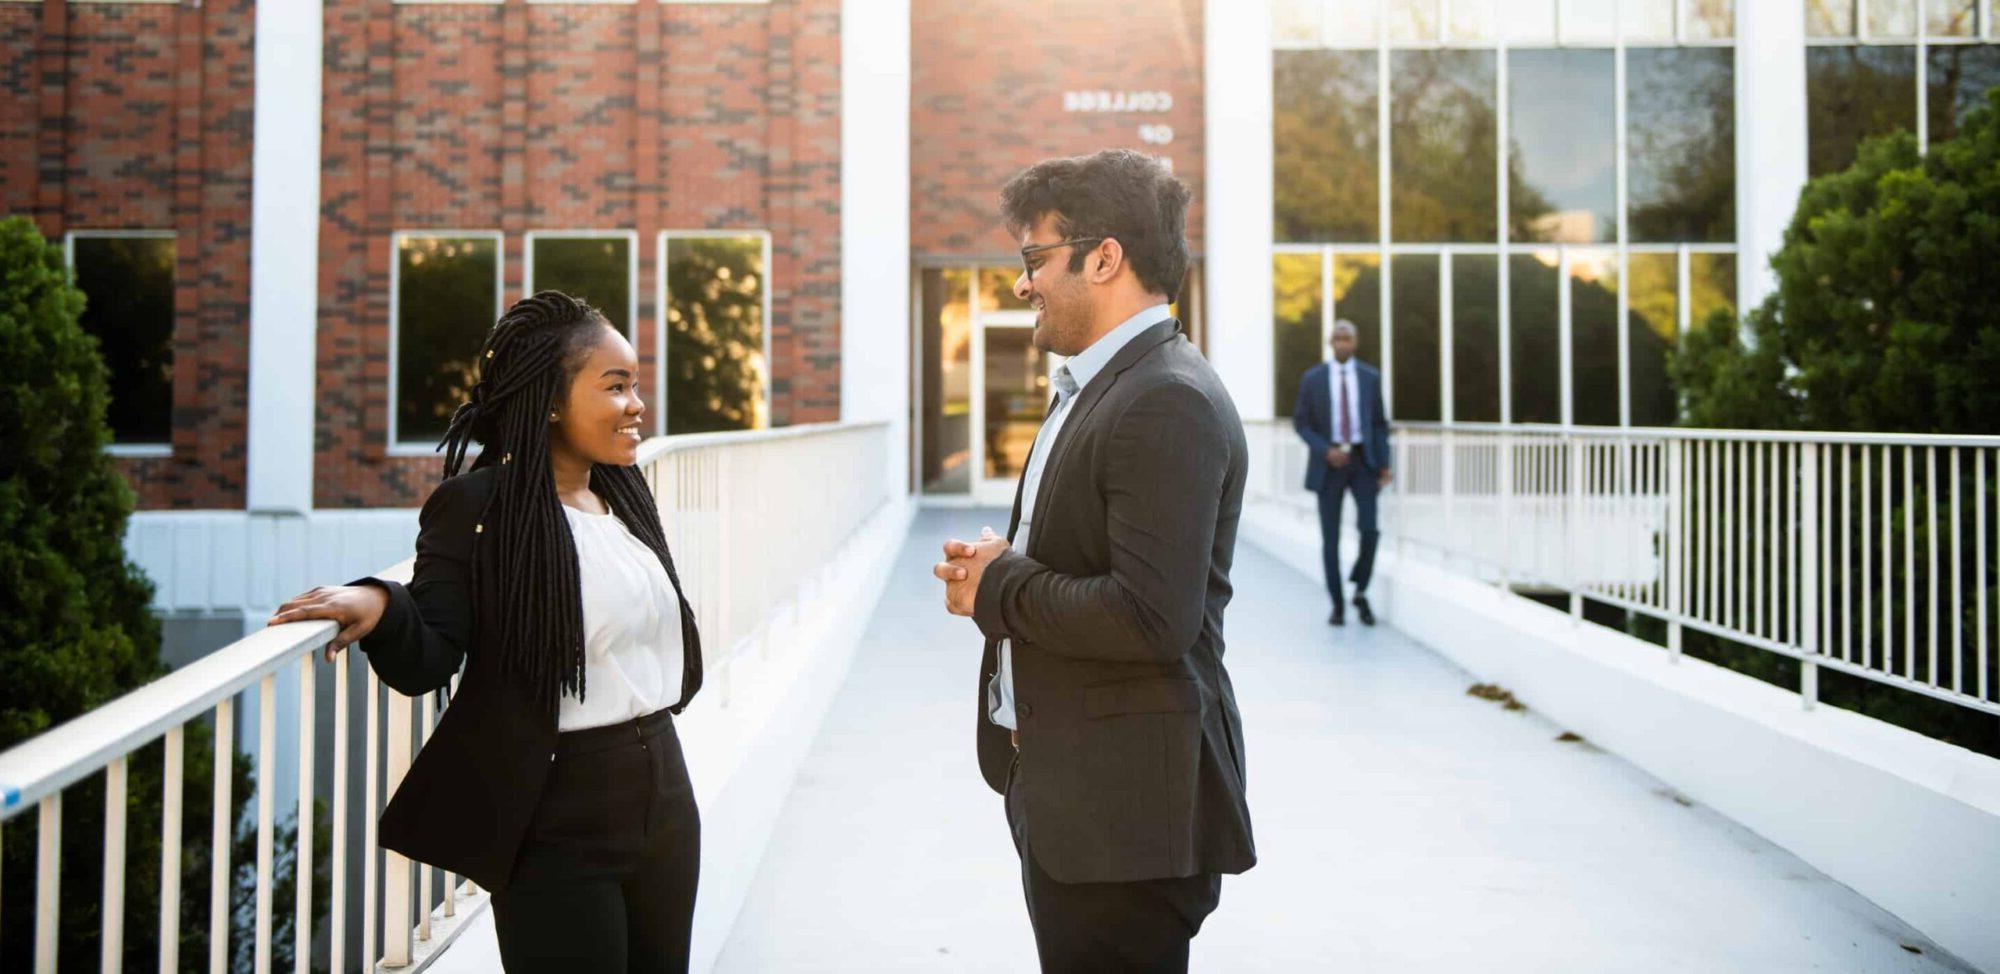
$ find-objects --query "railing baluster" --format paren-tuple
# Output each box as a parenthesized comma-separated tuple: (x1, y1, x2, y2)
(1802, 443, 1820, 709)
(1979, 448, 1990, 703)
(159, 725, 182, 974)
(296, 661, 315, 974)
(1950, 447, 1963, 695)
(363, 672, 380, 973)
(256, 674, 276, 974)
(330, 651, 349, 974)
(1843, 445, 1853, 664)
(1905, 445, 1916, 680)
(102, 754, 128, 972)
(1927, 446, 1939, 688)
(35, 793, 60, 973)
(210, 698, 232, 974)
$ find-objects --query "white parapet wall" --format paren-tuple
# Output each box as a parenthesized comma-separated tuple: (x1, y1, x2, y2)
(1243, 499, 2000, 973)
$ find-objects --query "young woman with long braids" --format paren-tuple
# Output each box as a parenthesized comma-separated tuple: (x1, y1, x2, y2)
(267, 291, 704, 972)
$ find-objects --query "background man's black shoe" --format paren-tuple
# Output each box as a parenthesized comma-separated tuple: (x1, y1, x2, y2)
(1328, 608, 1345, 626)
(1353, 594, 1375, 626)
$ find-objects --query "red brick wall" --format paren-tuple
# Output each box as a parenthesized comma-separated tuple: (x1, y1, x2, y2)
(0, 0, 256, 509)
(315, 0, 844, 507)
(909, 0, 1206, 261)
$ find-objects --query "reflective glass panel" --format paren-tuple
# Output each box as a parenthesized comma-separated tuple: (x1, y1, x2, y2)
(1687, 251, 1736, 331)
(529, 235, 631, 333)
(1569, 250, 1620, 426)
(1560, 0, 1617, 41)
(1927, 44, 2000, 146)
(1868, 0, 1917, 37)
(981, 327, 1049, 480)
(1509, 251, 1561, 424)
(1389, 254, 1442, 422)
(1807, 46, 1918, 176)
(1274, 0, 1322, 44)
(1274, 252, 1326, 417)
(1807, 0, 1855, 37)
(1334, 252, 1386, 358)
(978, 266, 1031, 311)
(396, 234, 497, 444)
(1628, 47, 1736, 242)
(665, 235, 766, 434)
(1929, 0, 1978, 35)
(1627, 252, 1679, 427)
(1391, 0, 1442, 41)
(1619, 0, 1675, 41)
(1508, 49, 1616, 244)
(1331, 0, 1383, 44)
(1451, 253, 1500, 422)
(1449, 0, 1497, 41)
(72, 235, 175, 444)
(1499, 0, 1557, 43)
(1391, 49, 1499, 242)
(1276, 50, 1381, 242)
(1685, 0, 1734, 40)
(921, 268, 973, 494)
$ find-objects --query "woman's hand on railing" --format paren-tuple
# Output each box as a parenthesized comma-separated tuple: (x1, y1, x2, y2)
(267, 585, 390, 661)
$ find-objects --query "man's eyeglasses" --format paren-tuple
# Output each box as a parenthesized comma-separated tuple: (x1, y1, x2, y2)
(1019, 237, 1105, 283)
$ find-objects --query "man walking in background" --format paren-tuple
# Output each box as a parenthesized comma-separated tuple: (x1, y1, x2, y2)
(1293, 320, 1392, 627)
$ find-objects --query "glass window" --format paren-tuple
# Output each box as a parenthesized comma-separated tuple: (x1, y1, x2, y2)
(1628, 47, 1736, 242)
(395, 234, 499, 445)
(1808, 0, 1856, 37)
(1391, 50, 1499, 243)
(921, 268, 972, 494)
(1276, 50, 1381, 243)
(1627, 252, 1679, 426)
(1927, 44, 2000, 146)
(1867, 0, 1917, 37)
(1569, 251, 1620, 426)
(1929, 0, 1978, 35)
(1449, 0, 1497, 42)
(1508, 49, 1616, 244)
(1509, 251, 1561, 424)
(1391, 0, 1442, 42)
(1619, 0, 1675, 41)
(1499, 0, 1557, 43)
(1807, 46, 1918, 176)
(663, 234, 766, 434)
(1451, 253, 1500, 422)
(1274, 0, 1322, 45)
(1334, 252, 1386, 362)
(1274, 253, 1326, 417)
(70, 234, 175, 445)
(977, 265, 1031, 312)
(1559, 0, 1617, 41)
(1687, 251, 1736, 331)
(1389, 254, 1441, 422)
(1684, 0, 1734, 40)
(527, 234, 632, 333)
(1330, 0, 1382, 44)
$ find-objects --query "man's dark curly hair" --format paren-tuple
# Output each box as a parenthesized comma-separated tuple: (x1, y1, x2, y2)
(999, 149, 1192, 303)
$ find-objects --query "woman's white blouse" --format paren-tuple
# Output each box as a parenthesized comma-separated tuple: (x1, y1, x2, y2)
(557, 500, 685, 732)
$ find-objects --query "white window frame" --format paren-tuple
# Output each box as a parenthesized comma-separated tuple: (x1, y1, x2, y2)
(522, 229, 641, 345)
(1806, 0, 1999, 151)
(387, 230, 505, 454)
(655, 229, 775, 436)
(1273, 0, 1735, 50)
(65, 229, 178, 457)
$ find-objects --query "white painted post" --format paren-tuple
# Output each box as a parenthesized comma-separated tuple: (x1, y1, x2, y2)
(1203, 0, 1276, 420)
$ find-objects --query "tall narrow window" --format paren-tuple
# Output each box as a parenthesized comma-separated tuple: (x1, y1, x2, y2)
(1389, 254, 1442, 422)
(1275, 50, 1381, 243)
(1569, 251, 1620, 427)
(1807, 46, 1918, 176)
(1508, 49, 1616, 244)
(1628, 47, 1736, 242)
(393, 233, 502, 446)
(661, 232, 768, 434)
(527, 232, 636, 335)
(69, 233, 176, 447)
(1452, 254, 1500, 423)
(1391, 49, 1499, 243)
(1627, 252, 1680, 427)
(1274, 252, 1326, 416)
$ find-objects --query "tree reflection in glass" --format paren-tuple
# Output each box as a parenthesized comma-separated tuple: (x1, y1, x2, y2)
(397, 235, 497, 444)
(1927, 44, 2000, 146)
(1452, 254, 1500, 423)
(1275, 50, 1380, 243)
(665, 235, 766, 434)
(1391, 50, 1499, 243)
(1627, 252, 1678, 427)
(1628, 47, 1735, 242)
(921, 268, 973, 493)
(72, 236, 176, 444)
(530, 236, 630, 333)
(1508, 48, 1615, 244)
(1387, 254, 1442, 422)
(1273, 252, 1325, 416)
(1509, 251, 1561, 424)
(1569, 251, 1620, 427)
(1807, 46, 1917, 176)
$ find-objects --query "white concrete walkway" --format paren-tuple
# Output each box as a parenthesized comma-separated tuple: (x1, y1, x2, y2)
(715, 509, 1974, 972)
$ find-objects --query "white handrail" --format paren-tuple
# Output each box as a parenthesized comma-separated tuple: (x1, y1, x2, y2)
(0, 420, 893, 973)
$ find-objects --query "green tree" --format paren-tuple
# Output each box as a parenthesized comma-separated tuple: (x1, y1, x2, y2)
(0, 216, 329, 970)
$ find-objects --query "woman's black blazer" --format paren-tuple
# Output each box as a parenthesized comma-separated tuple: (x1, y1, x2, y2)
(350, 464, 703, 892)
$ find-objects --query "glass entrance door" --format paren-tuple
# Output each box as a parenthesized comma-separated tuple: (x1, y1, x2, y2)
(969, 310, 1056, 506)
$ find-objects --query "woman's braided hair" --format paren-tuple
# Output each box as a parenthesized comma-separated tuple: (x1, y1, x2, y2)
(437, 290, 675, 719)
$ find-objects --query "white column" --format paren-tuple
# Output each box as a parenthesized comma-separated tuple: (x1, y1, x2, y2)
(839, 0, 912, 496)
(1734, 0, 1808, 323)
(246, 0, 325, 514)
(1204, 0, 1276, 419)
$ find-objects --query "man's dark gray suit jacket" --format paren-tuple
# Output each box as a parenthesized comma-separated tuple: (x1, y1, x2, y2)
(971, 317, 1257, 886)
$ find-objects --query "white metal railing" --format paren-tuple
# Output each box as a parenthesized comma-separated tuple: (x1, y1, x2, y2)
(0, 421, 892, 973)
(1248, 419, 2000, 718)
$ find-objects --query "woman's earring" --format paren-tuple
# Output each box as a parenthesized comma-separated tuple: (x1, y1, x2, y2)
(549, 411, 559, 423)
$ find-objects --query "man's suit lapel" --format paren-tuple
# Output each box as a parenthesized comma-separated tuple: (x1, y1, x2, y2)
(1022, 318, 1184, 556)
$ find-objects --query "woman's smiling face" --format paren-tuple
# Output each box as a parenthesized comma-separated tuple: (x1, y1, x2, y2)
(552, 323, 647, 467)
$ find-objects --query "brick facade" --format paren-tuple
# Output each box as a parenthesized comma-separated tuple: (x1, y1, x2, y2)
(0, 0, 257, 509)
(909, 0, 1206, 261)
(317, 0, 844, 507)
(2, 0, 843, 511)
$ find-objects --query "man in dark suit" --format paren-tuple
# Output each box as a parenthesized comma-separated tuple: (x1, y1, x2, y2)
(932, 149, 1254, 972)
(1292, 320, 1393, 626)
